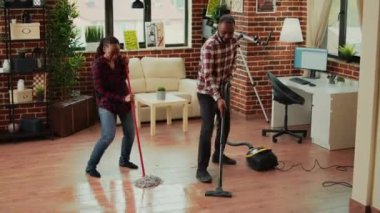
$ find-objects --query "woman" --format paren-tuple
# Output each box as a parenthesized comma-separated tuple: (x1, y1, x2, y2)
(86, 36, 138, 178)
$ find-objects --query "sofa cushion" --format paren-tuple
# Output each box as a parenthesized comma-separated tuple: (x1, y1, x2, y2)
(128, 58, 146, 93)
(141, 57, 186, 92)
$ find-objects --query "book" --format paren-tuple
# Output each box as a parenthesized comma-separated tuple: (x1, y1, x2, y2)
(124, 30, 139, 51)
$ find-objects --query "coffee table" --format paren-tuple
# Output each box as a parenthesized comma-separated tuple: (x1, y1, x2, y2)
(134, 93, 188, 136)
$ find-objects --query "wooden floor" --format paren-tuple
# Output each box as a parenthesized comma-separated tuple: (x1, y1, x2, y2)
(0, 116, 354, 213)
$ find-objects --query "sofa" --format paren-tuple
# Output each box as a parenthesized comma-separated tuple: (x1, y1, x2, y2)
(125, 57, 200, 123)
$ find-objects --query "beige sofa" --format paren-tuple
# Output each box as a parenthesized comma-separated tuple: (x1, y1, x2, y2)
(127, 57, 200, 122)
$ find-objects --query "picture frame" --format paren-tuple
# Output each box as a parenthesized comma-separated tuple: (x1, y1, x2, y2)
(206, 0, 220, 17)
(226, 0, 243, 13)
(145, 22, 165, 49)
(256, 0, 276, 13)
(145, 22, 158, 48)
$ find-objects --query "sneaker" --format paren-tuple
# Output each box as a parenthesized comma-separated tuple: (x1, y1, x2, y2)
(196, 169, 212, 183)
(86, 169, 101, 178)
(119, 161, 139, 169)
(212, 154, 237, 165)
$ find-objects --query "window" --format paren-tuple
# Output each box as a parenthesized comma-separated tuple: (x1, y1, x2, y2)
(72, 0, 105, 48)
(72, 0, 190, 50)
(151, 0, 187, 45)
(325, 0, 362, 57)
(113, 0, 144, 43)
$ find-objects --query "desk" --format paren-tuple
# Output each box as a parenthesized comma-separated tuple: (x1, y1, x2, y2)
(271, 76, 358, 150)
(135, 93, 188, 136)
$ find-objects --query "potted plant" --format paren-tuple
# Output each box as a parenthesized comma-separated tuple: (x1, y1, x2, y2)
(47, 0, 96, 137)
(336, 76, 345, 86)
(338, 44, 357, 63)
(157, 86, 166, 100)
(85, 25, 104, 52)
(209, 4, 230, 32)
(47, 0, 84, 101)
(35, 85, 44, 101)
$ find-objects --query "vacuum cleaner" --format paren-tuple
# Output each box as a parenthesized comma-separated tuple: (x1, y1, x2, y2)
(205, 82, 233, 198)
(227, 141, 278, 171)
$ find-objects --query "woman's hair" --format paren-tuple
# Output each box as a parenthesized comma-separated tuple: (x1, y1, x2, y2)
(95, 36, 120, 59)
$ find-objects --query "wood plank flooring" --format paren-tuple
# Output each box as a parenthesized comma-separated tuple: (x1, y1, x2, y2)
(0, 116, 354, 212)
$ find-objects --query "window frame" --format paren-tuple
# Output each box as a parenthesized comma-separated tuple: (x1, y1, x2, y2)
(328, 0, 360, 62)
(105, 0, 189, 49)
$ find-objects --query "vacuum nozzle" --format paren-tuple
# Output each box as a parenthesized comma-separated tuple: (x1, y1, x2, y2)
(205, 187, 232, 198)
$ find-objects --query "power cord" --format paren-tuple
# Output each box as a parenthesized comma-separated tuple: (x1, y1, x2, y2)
(276, 159, 353, 188)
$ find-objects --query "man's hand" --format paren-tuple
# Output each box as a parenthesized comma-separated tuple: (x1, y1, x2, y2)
(217, 98, 227, 116)
(125, 94, 134, 102)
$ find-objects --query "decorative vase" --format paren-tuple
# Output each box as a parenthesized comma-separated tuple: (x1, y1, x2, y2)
(157, 91, 166, 100)
(8, 123, 20, 133)
(86, 42, 99, 52)
(2, 59, 11, 73)
(17, 79, 25, 91)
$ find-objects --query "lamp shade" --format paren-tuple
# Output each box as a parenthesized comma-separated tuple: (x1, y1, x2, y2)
(279, 18, 303, 43)
(132, 0, 144, 9)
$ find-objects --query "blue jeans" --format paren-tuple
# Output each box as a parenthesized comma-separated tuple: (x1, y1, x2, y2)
(86, 107, 135, 171)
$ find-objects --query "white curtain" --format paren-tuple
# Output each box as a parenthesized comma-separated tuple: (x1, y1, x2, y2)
(306, 0, 333, 47)
(357, 0, 363, 28)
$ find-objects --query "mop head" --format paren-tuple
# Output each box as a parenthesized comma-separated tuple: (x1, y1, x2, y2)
(135, 175, 163, 188)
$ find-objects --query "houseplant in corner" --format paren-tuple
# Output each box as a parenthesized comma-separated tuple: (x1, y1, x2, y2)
(338, 44, 357, 63)
(85, 25, 104, 52)
(47, 0, 96, 137)
(47, 0, 84, 101)
(157, 86, 166, 100)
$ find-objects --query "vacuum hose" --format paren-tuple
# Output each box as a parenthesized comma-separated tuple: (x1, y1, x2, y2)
(226, 141, 253, 149)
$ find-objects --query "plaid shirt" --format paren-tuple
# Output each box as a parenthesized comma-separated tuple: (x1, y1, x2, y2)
(197, 33, 238, 101)
(92, 56, 131, 114)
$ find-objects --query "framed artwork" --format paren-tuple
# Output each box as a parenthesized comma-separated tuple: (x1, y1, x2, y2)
(155, 22, 165, 48)
(206, 0, 220, 17)
(227, 0, 243, 13)
(123, 30, 139, 50)
(145, 22, 165, 48)
(257, 0, 276, 13)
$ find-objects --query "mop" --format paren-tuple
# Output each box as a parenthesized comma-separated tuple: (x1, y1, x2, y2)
(126, 72, 162, 188)
(205, 82, 232, 198)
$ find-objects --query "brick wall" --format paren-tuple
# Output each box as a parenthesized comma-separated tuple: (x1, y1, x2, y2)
(0, 0, 361, 131)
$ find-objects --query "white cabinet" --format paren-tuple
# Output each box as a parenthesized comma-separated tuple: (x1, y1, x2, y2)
(310, 92, 358, 150)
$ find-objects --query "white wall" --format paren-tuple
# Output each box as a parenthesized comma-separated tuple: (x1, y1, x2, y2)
(351, 0, 380, 209)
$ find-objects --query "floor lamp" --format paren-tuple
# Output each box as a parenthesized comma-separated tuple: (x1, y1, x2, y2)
(234, 32, 272, 123)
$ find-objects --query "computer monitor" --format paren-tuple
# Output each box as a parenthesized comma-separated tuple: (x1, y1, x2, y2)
(294, 47, 328, 78)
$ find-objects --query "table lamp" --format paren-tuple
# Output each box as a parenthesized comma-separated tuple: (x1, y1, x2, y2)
(279, 18, 306, 76)
(280, 18, 303, 43)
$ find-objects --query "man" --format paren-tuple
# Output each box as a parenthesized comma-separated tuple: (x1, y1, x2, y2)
(196, 14, 238, 183)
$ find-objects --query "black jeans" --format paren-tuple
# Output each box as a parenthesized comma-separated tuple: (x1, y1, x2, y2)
(197, 93, 230, 171)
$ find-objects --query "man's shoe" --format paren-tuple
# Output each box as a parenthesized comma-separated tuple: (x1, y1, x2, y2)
(196, 170, 212, 183)
(119, 161, 139, 169)
(212, 154, 237, 165)
(86, 169, 101, 178)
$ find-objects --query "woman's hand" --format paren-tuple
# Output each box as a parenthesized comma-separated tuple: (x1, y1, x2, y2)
(124, 94, 134, 102)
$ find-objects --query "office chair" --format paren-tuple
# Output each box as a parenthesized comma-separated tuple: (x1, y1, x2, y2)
(262, 72, 307, 143)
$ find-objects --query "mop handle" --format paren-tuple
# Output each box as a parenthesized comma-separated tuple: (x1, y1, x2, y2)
(126, 68, 146, 177)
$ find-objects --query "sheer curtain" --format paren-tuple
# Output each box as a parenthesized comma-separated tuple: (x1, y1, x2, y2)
(306, 0, 332, 47)
(357, 0, 363, 28)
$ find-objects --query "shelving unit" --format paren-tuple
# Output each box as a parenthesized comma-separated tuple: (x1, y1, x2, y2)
(0, 4, 50, 141)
